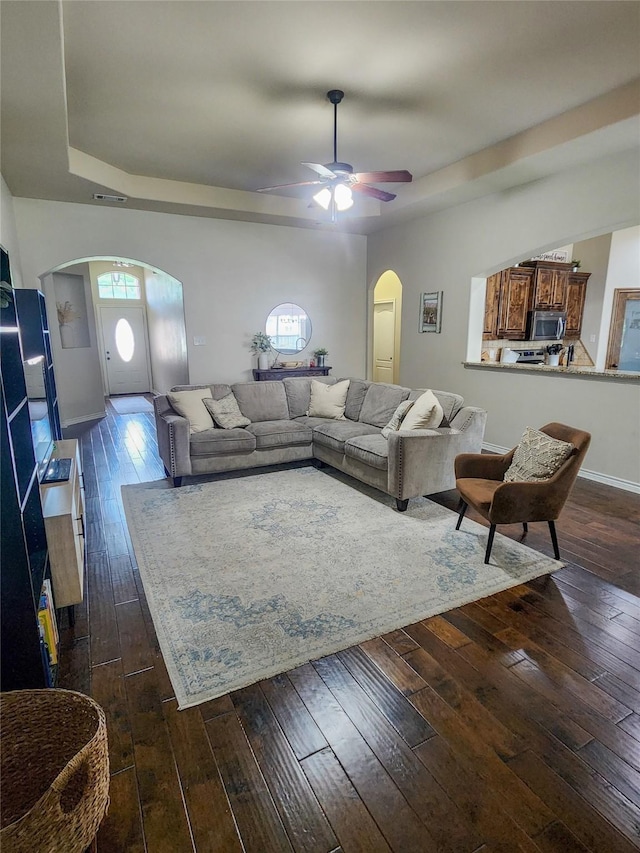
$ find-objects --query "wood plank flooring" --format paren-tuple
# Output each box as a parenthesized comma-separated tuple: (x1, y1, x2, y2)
(59, 401, 640, 852)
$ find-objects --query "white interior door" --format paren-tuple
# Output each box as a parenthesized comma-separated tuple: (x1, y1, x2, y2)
(99, 305, 151, 395)
(373, 301, 396, 383)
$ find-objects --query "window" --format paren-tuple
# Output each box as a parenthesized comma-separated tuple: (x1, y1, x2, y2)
(97, 272, 141, 300)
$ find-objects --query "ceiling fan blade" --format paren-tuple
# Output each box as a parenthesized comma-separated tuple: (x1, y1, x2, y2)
(257, 180, 325, 193)
(351, 183, 397, 202)
(302, 162, 338, 179)
(353, 170, 413, 184)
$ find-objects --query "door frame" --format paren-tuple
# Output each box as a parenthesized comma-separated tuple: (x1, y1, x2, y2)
(97, 304, 153, 395)
(605, 288, 640, 370)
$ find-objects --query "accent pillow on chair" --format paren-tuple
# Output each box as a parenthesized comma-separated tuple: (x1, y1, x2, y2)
(204, 394, 251, 429)
(381, 400, 414, 438)
(307, 379, 350, 419)
(399, 389, 443, 431)
(167, 388, 215, 433)
(504, 426, 574, 482)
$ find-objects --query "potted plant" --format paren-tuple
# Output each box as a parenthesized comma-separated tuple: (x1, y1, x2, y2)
(250, 331, 273, 369)
(312, 347, 328, 367)
(571, 259, 581, 272)
(545, 343, 564, 366)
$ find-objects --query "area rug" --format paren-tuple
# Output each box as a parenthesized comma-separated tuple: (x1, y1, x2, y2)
(109, 395, 153, 414)
(122, 466, 562, 709)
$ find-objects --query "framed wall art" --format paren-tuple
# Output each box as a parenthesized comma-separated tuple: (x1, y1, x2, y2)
(419, 291, 442, 333)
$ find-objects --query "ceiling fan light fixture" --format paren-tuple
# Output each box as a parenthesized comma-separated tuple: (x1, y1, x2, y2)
(313, 187, 332, 210)
(334, 183, 353, 211)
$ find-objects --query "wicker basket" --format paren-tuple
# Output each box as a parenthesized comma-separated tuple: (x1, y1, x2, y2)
(0, 689, 110, 852)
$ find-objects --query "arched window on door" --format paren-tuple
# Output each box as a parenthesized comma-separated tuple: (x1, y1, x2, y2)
(97, 272, 141, 300)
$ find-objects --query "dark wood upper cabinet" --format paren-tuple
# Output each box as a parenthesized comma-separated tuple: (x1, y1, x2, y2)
(497, 267, 534, 340)
(565, 271, 590, 338)
(526, 263, 569, 309)
(483, 272, 502, 339)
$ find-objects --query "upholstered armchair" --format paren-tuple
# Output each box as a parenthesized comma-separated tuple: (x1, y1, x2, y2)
(454, 422, 591, 563)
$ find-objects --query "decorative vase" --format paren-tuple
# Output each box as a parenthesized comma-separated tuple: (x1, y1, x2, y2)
(316, 355, 325, 368)
(546, 354, 560, 366)
(258, 352, 269, 370)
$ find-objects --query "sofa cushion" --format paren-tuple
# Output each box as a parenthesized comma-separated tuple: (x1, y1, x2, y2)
(190, 427, 256, 457)
(504, 426, 574, 483)
(245, 420, 313, 450)
(283, 376, 336, 419)
(409, 388, 463, 427)
(232, 381, 289, 422)
(339, 378, 371, 422)
(167, 388, 215, 433)
(308, 379, 350, 419)
(344, 434, 390, 471)
(171, 383, 232, 400)
(381, 400, 414, 438)
(359, 383, 411, 428)
(400, 390, 443, 431)
(313, 420, 380, 454)
(204, 393, 251, 429)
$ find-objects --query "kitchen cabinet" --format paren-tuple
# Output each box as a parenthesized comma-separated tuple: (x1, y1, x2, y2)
(496, 267, 534, 340)
(483, 272, 502, 340)
(565, 271, 590, 338)
(522, 261, 571, 310)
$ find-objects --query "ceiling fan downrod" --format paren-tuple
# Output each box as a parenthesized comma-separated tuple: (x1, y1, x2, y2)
(326, 89, 352, 174)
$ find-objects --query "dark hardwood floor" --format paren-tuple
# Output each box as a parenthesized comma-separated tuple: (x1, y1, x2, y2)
(60, 400, 640, 852)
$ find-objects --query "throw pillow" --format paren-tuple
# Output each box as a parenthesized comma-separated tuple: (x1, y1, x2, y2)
(504, 426, 574, 482)
(204, 394, 251, 430)
(167, 388, 215, 434)
(399, 389, 444, 431)
(381, 400, 414, 438)
(307, 379, 350, 419)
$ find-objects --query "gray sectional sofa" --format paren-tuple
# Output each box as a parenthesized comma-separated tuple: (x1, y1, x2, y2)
(153, 377, 487, 510)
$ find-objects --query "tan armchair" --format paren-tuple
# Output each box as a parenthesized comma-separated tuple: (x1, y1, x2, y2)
(454, 422, 591, 563)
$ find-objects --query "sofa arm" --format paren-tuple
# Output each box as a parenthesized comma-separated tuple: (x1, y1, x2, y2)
(455, 452, 512, 481)
(387, 406, 487, 500)
(153, 395, 192, 477)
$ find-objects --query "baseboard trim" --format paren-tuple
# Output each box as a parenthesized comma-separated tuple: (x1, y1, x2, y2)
(482, 442, 640, 494)
(62, 411, 106, 427)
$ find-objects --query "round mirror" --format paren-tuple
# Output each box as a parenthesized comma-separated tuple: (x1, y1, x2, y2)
(265, 302, 311, 354)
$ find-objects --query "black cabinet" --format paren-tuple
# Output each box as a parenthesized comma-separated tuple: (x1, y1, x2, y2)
(0, 257, 58, 689)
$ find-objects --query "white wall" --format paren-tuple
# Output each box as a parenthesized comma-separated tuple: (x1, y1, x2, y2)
(368, 150, 640, 488)
(144, 267, 188, 393)
(13, 200, 367, 386)
(571, 233, 612, 362)
(1, 175, 24, 287)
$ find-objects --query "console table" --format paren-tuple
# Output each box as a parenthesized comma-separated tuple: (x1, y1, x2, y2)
(252, 366, 332, 381)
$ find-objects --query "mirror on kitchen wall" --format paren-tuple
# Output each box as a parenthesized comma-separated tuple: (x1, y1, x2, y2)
(265, 303, 311, 354)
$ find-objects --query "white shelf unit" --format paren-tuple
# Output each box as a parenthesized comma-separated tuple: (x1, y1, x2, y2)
(40, 439, 85, 611)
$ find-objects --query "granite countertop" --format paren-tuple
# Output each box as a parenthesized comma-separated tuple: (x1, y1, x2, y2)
(464, 361, 640, 382)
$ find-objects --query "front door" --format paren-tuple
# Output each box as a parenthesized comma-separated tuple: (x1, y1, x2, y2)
(373, 300, 396, 383)
(99, 305, 151, 394)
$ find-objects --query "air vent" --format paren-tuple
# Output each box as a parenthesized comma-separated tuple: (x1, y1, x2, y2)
(93, 193, 128, 203)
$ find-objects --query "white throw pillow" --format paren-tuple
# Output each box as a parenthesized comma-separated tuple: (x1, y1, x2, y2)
(400, 389, 443, 431)
(504, 426, 574, 482)
(381, 400, 414, 438)
(203, 394, 250, 429)
(307, 379, 350, 419)
(167, 388, 214, 434)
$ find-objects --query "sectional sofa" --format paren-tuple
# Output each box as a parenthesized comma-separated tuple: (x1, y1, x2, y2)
(153, 377, 487, 510)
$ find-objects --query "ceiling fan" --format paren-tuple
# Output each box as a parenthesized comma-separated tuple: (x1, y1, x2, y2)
(257, 89, 412, 216)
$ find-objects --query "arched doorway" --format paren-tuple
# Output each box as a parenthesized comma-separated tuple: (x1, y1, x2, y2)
(372, 271, 403, 384)
(39, 256, 187, 427)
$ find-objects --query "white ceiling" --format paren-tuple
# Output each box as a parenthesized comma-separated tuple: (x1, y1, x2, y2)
(2, 1, 639, 233)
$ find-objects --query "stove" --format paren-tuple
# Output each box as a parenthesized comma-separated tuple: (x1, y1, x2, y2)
(511, 348, 545, 364)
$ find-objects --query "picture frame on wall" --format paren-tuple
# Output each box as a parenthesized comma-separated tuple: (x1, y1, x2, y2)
(419, 291, 442, 333)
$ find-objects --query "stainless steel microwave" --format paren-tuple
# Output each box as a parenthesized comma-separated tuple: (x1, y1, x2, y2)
(526, 310, 566, 341)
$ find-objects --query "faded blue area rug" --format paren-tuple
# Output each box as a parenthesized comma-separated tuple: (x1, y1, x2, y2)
(122, 466, 562, 709)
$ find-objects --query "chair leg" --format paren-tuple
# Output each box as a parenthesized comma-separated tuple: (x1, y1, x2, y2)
(548, 520, 560, 560)
(455, 500, 468, 531)
(396, 498, 409, 512)
(173, 476, 183, 488)
(522, 522, 528, 534)
(484, 524, 496, 564)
